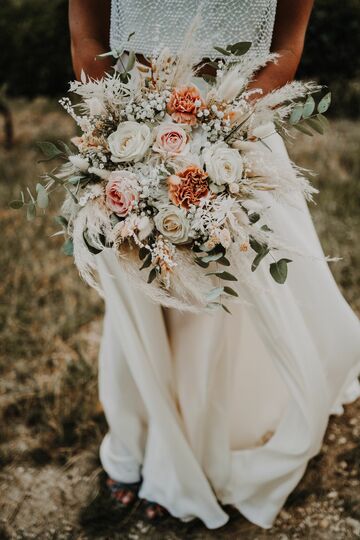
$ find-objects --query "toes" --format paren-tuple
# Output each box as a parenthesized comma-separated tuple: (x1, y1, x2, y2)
(145, 503, 166, 520)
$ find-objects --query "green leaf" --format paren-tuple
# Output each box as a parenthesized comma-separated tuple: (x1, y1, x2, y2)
(147, 267, 158, 284)
(195, 257, 210, 268)
(9, 200, 24, 209)
(249, 236, 268, 254)
(249, 212, 260, 224)
(269, 258, 292, 284)
(306, 117, 324, 134)
(140, 254, 152, 270)
(317, 92, 331, 114)
(139, 246, 149, 260)
(317, 113, 330, 128)
(83, 230, 103, 255)
(206, 287, 224, 302)
(37, 141, 64, 162)
(217, 256, 231, 267)
(214, 46, 231, 56)
(27, 203, 36, 221)
(36, 183, 49, 209)
(289, 104, 303, 125)
(294, 123, 313, 136)
(302, 96, 315, 118)
(63, 238, 74, 256)
(65, 185, 79, 204)
(223, 286, 239, 297)
(201, 252, 224, 263)
(251, 248, 270, 272)
(227, 41, 252, 56)
(221, 304, 232, 314)
(55, 215, 68, 228)
(206, 271, 238, 281)
(67, 175, 86, 185)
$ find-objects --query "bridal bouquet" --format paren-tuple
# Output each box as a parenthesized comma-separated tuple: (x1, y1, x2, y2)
(11, 35, 331, 312)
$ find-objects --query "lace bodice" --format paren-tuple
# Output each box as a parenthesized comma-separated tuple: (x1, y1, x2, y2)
(110, 0, 277, 59)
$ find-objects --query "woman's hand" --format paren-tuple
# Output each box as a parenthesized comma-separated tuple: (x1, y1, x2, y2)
(247, 0, 314, 98)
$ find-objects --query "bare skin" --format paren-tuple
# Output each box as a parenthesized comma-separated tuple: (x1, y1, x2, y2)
(68, 0, 314, 519)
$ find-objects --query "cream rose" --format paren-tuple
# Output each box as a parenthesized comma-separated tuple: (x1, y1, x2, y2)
(203, 142, 244, 186)
(154, 206, 190, 244)
(153, 123, 189, 156)
(105, 170, 139, 217)
(108, 121, 152, 163)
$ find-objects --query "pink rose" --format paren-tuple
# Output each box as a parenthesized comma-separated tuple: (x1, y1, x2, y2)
(105, 171, 138, 217)
(153, 123, 189, 155)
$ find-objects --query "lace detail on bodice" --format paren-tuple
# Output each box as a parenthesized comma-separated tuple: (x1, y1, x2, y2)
(110, 0, 277, 59)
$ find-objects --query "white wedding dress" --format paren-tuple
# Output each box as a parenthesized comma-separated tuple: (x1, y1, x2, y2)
(96, 0, 360, 529)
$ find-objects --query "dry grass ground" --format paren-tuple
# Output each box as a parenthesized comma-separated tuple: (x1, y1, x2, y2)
(0, 99, 359, 539)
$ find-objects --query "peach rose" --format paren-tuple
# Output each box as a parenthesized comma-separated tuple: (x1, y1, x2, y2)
(153, 123, 189, 155)
(167, 85, 205, 126)
(168, 165, 209, 209)
(105, 170, 138, 217)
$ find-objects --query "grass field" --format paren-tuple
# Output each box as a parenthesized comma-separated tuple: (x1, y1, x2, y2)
(0, 99, 359, 539)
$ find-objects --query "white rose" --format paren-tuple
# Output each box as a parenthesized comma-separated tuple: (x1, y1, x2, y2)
(108, 121, 152, 163)
(203, 142, 243, 186)
(154, 206, 190, 244)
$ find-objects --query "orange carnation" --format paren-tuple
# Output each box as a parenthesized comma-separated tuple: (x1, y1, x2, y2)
(167, 85, 205, 125)
(168, 165, 209, 209)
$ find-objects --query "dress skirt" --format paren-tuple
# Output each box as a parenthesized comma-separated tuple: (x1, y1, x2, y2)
(96, 129, 360, 529)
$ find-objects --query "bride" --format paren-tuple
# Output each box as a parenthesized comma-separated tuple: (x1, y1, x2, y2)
(68, 0, 360, 529)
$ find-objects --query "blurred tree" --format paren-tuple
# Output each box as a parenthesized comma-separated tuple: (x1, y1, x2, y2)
(0, 0, 73, 97)
(0, 0, 359, 116)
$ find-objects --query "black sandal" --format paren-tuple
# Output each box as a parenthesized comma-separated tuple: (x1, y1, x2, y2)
(106, 477, 141, 507)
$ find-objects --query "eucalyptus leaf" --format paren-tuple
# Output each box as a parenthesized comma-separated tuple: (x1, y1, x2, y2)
(306, 117, 324, 134)
(37, 141, 64, 162)
(217, 256, 231, 267)
(249, 212, 260, 224)
(140, 254, 152, 270)
(289, 104, 303, 125)
(36, 183, 49, 209)
(317, 92, 331, 114)
(55, 215, 68, 228)
(83, 230, 103, 255)
(251, 248, 270, 272)
(221, 304, 232, 314)
(294, 123, 313, 136)
(249, 236, 268, 254)
(195, 257, 210, 268)
(9, 200, 24, 209)
(63, 238, 74, 256)
(206, 271, 238, 281)
(302, 96, 315, 118)
(269, 258, 292, 284)
(206, 287, 224, 302)
(201, 252, 224, 263)
(223, 286, 239, 297)
(147, 267, 158, 284)
(214, 46, 231, 56)
(27, 203, 36, 221)
(227, 41, 252, 56)
(139, 246, 149, 260)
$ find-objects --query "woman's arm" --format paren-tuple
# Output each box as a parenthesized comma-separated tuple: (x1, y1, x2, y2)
(248, 0, 314, 96)
(69, 0, 113, 80)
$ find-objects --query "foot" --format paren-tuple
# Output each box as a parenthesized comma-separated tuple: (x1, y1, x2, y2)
(106, 477, 141, 507)
(143, 500, 168, 520)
